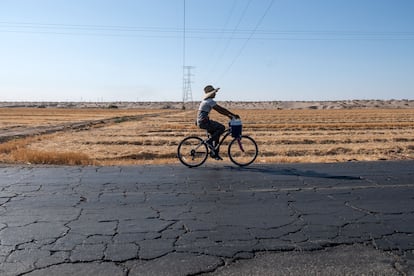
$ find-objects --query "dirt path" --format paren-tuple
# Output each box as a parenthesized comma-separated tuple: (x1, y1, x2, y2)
(0, 110, 180, 143)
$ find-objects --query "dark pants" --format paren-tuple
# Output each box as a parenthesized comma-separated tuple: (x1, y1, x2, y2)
(199, 119, 225, 147)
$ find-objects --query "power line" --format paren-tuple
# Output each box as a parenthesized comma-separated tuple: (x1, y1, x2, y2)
(1, 21, 413, 40)
(1, 21, 413, 35)
(204, 0, 238, 78)
(216, 0, 275, 83)
(206, 0, 253, 80)
(183, 0, 186, 102)
(4, 29, 413, 41)
(182, 1, 194, 108)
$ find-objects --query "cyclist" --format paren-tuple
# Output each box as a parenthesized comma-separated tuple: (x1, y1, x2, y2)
(196, 85, 239, 160)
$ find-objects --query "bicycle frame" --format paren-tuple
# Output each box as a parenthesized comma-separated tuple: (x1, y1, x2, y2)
(190, 128, 236, 155)
(205, 128, 231, 149)
(209, 128, 232, 151)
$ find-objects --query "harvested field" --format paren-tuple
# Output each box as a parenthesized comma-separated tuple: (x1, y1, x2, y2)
(0, 107, 164, 131)
(0, 107, 413, 165)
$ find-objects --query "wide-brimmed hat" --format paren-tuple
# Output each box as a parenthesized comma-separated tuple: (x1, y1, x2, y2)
(203, 85, 219, 100)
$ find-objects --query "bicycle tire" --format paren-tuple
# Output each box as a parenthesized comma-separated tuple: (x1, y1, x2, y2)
(228, 135, 258, 167)
(177, 136, 208, 167)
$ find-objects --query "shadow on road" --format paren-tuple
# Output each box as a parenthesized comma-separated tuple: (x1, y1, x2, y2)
(228, 165, 363, 181)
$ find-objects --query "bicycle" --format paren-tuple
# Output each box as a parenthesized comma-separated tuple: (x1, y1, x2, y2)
(177, 119, 258, 168)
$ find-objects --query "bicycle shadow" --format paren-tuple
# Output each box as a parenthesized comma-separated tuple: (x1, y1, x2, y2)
(226, 165, 363, 181)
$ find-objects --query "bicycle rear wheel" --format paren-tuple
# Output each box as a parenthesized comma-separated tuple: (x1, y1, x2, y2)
(177, 136, 208, 167)
(228, 135, 258, 166)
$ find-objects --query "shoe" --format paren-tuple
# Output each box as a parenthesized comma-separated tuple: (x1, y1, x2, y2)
(210, 151, 223, 161)
(214, 154, 223, 161)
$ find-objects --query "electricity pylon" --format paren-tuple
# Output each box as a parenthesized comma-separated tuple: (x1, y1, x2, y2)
(182, 66, 195, 109)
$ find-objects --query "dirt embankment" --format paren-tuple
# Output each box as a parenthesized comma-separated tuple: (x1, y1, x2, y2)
(1, 99, 413, 110)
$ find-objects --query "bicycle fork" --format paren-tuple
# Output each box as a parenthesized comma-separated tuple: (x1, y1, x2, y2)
(236, 137, 245, 152)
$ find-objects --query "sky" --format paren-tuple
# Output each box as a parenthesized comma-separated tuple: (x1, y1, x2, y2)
(1, 0, 413, 102)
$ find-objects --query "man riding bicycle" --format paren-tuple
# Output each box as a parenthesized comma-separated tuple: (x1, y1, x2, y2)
(196, 85, 239, 160)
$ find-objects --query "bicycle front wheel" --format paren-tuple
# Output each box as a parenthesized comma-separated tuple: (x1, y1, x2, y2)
(177, 136, 208, 168)
(228, 135, 258, 166)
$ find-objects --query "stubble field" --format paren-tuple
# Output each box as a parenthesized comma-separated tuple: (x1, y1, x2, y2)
(0, 107, 413, 165)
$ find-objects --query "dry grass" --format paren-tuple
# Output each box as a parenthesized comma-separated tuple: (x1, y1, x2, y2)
(0, 108, 413, 165)
(0, 138, 29, 154)
(0, 136, 93, 165)
(12, 149, 93, 165)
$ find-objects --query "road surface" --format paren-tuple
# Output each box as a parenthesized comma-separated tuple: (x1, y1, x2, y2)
(0, 161, 413, 275)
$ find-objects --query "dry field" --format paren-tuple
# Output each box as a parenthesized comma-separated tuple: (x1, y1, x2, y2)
(0, 107, 413, 165)
(0, 107, 164, 130)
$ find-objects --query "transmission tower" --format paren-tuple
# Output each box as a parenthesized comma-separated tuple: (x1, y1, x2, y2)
(182, 66, 195, 107)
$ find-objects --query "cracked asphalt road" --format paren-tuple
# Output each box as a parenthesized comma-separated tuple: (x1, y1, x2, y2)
(0, 161, 413, 275)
